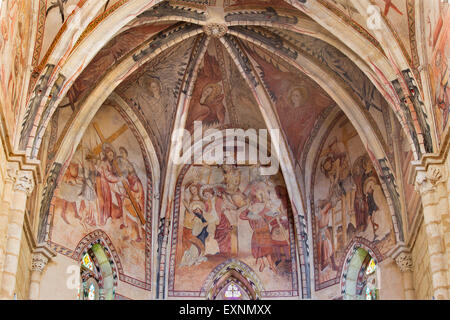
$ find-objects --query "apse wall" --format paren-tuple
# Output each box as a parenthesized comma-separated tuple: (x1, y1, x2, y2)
(165, 164, 302, 299)
(39, 103, 157, 300)
(307, 115, 403, 299)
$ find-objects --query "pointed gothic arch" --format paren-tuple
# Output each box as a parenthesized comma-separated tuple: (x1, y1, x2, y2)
(73, 230, 120, 300)
(339, 238, 382, 299)
(202, 259, 264, 300)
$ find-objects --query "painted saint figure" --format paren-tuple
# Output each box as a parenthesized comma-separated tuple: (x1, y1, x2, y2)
(95, 144, 124, 226)
(118, 147, 146, 242)
(240, 184, 276, 273)
(180, 183, 209, 266)
(317, 200, 337, 271)
(58, 162, 83, 225)
(200, 186, 220, 256)
(363, 177, 392, 242)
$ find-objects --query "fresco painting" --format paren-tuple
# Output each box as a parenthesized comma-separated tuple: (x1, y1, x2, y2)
(186, 41, 231, 132)
(62, 23, 172, 112)
(49, 105, 151, 286)
(429, 5, 450, 137)
(0, 0, 33, 138)
(221, 46, 266, 130)
(169, 164, 298, 297)
(245, 44, 335, 161)
(119, 38, 195, 160)
(312, 118, 396, 288)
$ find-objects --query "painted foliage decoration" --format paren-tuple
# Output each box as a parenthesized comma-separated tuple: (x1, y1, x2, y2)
(48, 104, 152, 290)
(312, 117, 396, 289)
(169, 164, 299, 297)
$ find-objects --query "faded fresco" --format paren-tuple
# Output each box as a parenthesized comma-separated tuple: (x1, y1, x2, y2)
(49, 105, 151, 289)
(62, 23, 172, 112)
(222, 41, 266, 130)
(245, 44, 335, 161)
(186, 41, 231, 132)
(185, 39, 266, 131)
(169, 164, 298, 297)
(428, 5, 450, 137)
(0, 0, 33, 138)
(38, 0, 122, 64)
(312, 117, 396, 289)
(119, 37, 195, 161)
(325, 0, 415, 66)
(398, 129, 422, 229)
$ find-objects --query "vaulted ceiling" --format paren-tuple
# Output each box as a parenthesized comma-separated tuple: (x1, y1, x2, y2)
(21, 0, 424, 206)
(2, 0, 444, 298)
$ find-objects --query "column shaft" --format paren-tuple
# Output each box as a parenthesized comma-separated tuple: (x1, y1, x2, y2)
(0, 170, 33, 300)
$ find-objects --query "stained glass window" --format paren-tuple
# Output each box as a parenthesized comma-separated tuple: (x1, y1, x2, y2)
(366, 258, 377, 275)
(82, 253, 94, 271)
(224, 283, 242, 299)
(366, 286, 377, 300)
(88, 283, 96, 300)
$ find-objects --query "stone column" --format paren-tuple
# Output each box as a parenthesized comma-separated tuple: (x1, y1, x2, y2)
(415, 165, 449, 299)
(394, 251, 416, 300)
(29, 246, 55, 300)
(0, 163, 18, 287)
(0, 170, 34, 300)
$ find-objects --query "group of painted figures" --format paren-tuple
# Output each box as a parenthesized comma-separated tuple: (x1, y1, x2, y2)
(56, 143, 146, 242)
(180, 164, 291, 274)
(316, 138, 393, 273)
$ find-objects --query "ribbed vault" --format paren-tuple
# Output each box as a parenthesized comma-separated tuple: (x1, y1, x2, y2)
(15, 0, 437, 299)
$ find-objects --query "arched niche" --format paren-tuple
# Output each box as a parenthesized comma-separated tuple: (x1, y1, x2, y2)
(203, 259, 264, 300)
(340, 243, 381, 301)
(79, 242, 118, 300)
(309, 115, 397, 292)
(165, 155, 301, 298)
(45, 102, 154, 294)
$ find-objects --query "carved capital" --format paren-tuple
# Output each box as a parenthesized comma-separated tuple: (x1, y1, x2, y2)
(31, 253, 49, 273)
(395, 252, 413, 273)
(203, 23, 228, 38)
(415, 165, 447, 195)
(5, 164, 18, 184)
(14, 171, 34, 195)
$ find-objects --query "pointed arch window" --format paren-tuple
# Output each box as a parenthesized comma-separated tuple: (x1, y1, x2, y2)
(224, 283, 243, 300)
(88, 283, 96, 300)
(364, 258, 378, 300)
(82, 253, 94, 272)
(77, 243, 116, 300)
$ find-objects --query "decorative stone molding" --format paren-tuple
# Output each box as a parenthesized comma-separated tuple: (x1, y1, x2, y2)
(389, 242, 414, 273)
(415, 165, 447, 195)
(5, 164, 18, 184)
(14, 170, 34, 195)
(395, 252, 414, 273)
(31, 245, 56, 273)
(203, 23, 228, 38)
(31, 253, 49, 273)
